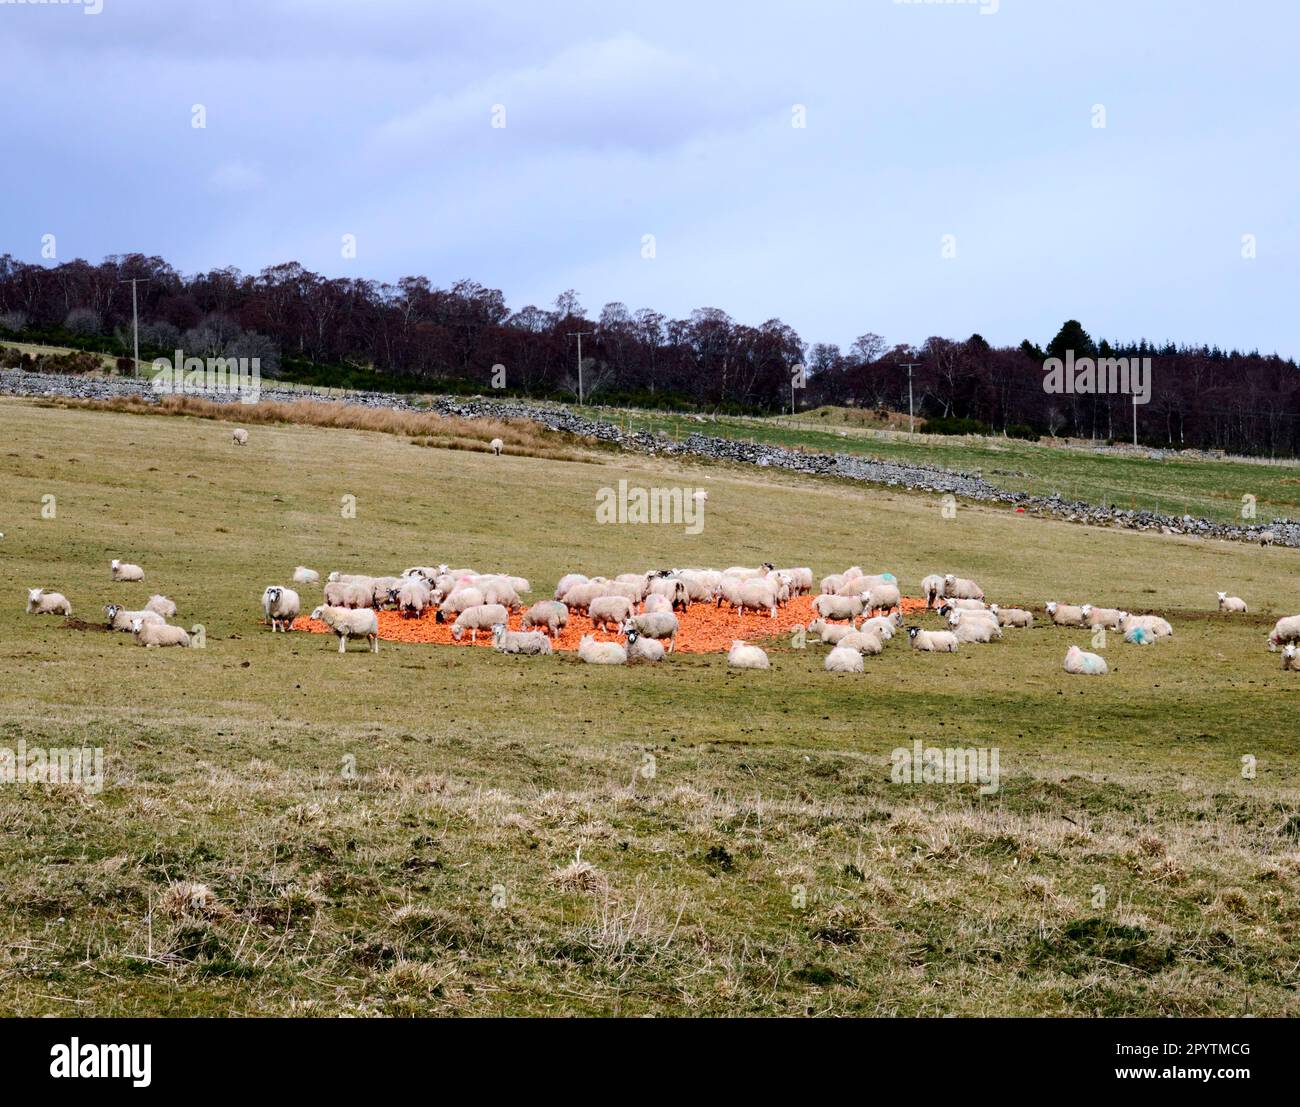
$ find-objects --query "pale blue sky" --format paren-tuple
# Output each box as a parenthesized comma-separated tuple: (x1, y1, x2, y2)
(1, 0, 1296, 355)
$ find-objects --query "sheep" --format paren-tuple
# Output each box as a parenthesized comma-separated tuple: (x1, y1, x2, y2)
(555, 573, 589, 601)
(1081, 604, 1125, 630)
(261, 586, 301, 632)
(578, 634, 626, 665)
(1283, 644, 1299, 671)
(232, 428, 248, 446)
(643, 594, 672, 615)
(451, 603, 510, 643)
(815, 621, 858, 645)
(859, 615, 896, 641)
(323, 580, 371, 608)
(589, 595, 635, 632)
(491, 623, 553, 655)
(1266, 614, 1300, 651)
(490, 437, 504, 456)
(862, 583, 901, 614)
(26, 588, 71, 616)
(625, 628, 665, 662)
(1045, 601, 1088, 627)
(836, 629, 884, 655)
(991, 605, 1033, 628)
(1260, 530, 1276, 547)
(110, 559, 144, 582)
(131, 618, 191, 648)
(736, 577, 779, 619)
(146, 594, 177, 619)
(310, 605, 380, 653)
(104, 604, 164, 632)
(1120, 613, 1172, 639)
(676, 570, 719, 601)
(1217, 592, 1247, 614)
(623, 611, 679, 653)
(724, 564, 772, 581)
(727, 640, 770, 670)
(713, 574, 746, 611)
(907, 627, 959, 652)
(952, 616, 1000, 644)
(812, 593, 865, 621)
(294, 566, 320, 586)
(838, 572, 895, 597)
(402, 566, 440, 583)
(775, 567, 813, 595)
(369, 577, 403, 609)
(388, 577, 432, 619)
(438, 587, 486, 621)
(478, 578, 521, 611)
(614, 573, 652, 600)
(920, 574, 946, 609)
(943, 574, 984, 601)
(824, 646, 865, 672)
(940, 598, 987, 612)
(522, 600, 569, 636)
(819, 573, 847, 595)
(1064, 644, 1108, 675)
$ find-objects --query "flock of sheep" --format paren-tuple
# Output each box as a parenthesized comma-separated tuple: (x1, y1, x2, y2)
(23, 559, 1300, 672)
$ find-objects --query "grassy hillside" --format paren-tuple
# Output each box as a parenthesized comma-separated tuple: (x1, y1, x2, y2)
(1, 397, 1298, 1016)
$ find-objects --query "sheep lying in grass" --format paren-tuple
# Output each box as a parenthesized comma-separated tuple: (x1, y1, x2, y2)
(110, 559, 144, 582)
(1217, 592, 1247, 613)
(727, 641, 769, 669)
(232, 428, 249, 446)
(1064, 644, 1107, 675)
(1283, 644, 1299, 671)
(859, 616, 897, 641)
(131, 618, 191, 647)
(1045, 601, 1087, 627)
(941, 598, 987, 612)
(813, 593, 865, 621)
(951, 615, 1000, 644)
(104, 604, 164, 632)
(590, 595, 635, 632)
(625, 628, 665, 662)
(26, 588, 71, 616)
(991, 605, 1033, 628)
(835, 629, 884, 655)
(522, 600, 568, 636)
(1266, 614, 1300, 651)
(578, 634, 626, 664)
(262, 586, 301, 632)
(294, 566, 320, 585)
(824, 645, 864, 672)
(491, 624, 552, 655)
(451, 603, 510, 643)
(1081, 604, 1125, 630)
(310, 605, 379, 653)
(146, 594, 177, 619)
(1120, 613, 1171, 639)
(943, 574, 984, 601)
(907, 627, 959, 652)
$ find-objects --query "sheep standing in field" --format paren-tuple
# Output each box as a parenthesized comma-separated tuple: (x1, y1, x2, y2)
(479, 578, 521, 611)
(104, 604, 164, 632)
(232, 428, 249, 446)
(727, 641, 770, 670)
(589, 595, 635, 632)
(490, 437, 504, 456)
(862, 583, 901, 615)
(943, 574, 984, 601)
(491, 624, 552, 655)
(389, 577, 432, 619)
(736, 577, 779, 619)
(643, 594, 673, 615)
(1081, 604, 1125, 630)
(991, 605, 1033, 629)
(451, 603, 510, 643)
(1045, 601, 1088, 627)
(776, 567, 813, 596)
(812, 593, 865, 622)
(146, 594, 177, 619)
(578, 634, 626, 665)
(131, 618, 191, 648)
(262, 586, 301, 632)
(623, 611, 679, 653)
(824, 645, 865, 672)
(310, 605, 379, 653)
(26, 588, 71, 616)
(907, 627, 959, 653)
(1217, 592, 1247, 614)
(323, 580, 371, 608)
(1064, 644, 1108, 675)
(1266, 614, 1300, 651)
(294, 566, 320, 586)
(920, 574, 946, 609)
(110, 559, 144, 582)
(522, 600, 568, 637)
(554, 573, 589, 601)
(437, 586, 486, 622)
(625, 628, 665, 662)
(1282, 644, 1299, 671)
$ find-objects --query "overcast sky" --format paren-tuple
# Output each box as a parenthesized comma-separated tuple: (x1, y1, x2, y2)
(2, 0, 1296, 356)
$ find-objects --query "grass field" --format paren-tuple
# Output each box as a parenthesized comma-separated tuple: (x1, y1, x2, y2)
(2, 397, 1298, 1016)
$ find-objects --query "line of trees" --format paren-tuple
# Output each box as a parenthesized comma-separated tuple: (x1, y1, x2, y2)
(1, 253, 1297, 455)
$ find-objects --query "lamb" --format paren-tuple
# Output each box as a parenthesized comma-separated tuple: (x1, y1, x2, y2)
(1120, 613, 1172, 639)
(1064, 644, 1108, 675)
(736, 578, 779, 618)
(293, 566, 320, 586)
(490, 624, 552, 655)
(389, 578, 432, 619)
(26, 588, 71, 616)
(451, 603, 510, 643)
(232, 428, 249, 446)
(920, 574, 946, 609)
(146, 594, 177, 619)
(623, 611, 679, 652)
(489, 437, 504, 456)
(1266, 614, 1300, 651)
(1282, 644, 1299, 671)
(835, 629, 884, 655)
(131, 618, 191, 648)
(1081, 604, 1125, 630)
(907, 627, 959, 652)
(943, 574, 984, 601)
(862, 583, 901, 614)
(578, 634, 626, 665)
(310, 605, 379, 653)
(727, 641, 770, 670)
(991, 605, 1033, 628)
(104, 604, 164, 632)
(110, 559, 144, 582)
(589, 595, 635, 631)
(1217, 592, 1247, 614)
(555, 573, 589, 601)
(812, 593, 865, 621)
(824, 645, 865, 672)
(522, 600, 569, 636)
(323, 580, 371, 608)
(261, 586, 301, 632)
(1045, 601, 1088, 627)
(625, 628, 665, 662)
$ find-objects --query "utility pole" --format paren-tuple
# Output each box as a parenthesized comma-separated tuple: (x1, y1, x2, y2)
(118, 277, 150, 378)
(1132, 395, 1138, 448)
(567, 331, 594, 405)
(900, 362, 921, 434)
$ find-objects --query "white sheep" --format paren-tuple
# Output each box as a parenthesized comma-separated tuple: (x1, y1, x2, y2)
(991, 605, 1034, 628)
(578, 634, 626, 664)
(812, 593, 865, 621)
(1045, 601, 1088, 627)
(952, 616, 1000, 644)
(390, 577, 432, 619)
(836, 629, 884, 655)
(623, 611, 679, 652)
(1283, 644, 1299, 671)
(145, 594, 177, 619)
(727, 640, 770, 669)
(943, 574, 984, 601)
(1266, 614, 1300, 651)
(479, 578, 521, 611)
(323, 580, 371, 608)
(940, 598, 987, 612)
(736, 578, 779, 619)
(131, 618, 190, 648)
(232, 428, 249, 446)
(26, 588, 71, 616)
(104, 604, 164, 632)
(862, 583, 901, 614)
(1217, 592, 1247, 614)
(1120, 613, 1172, 639)
(491, 623, 553, 655)
(907, 627, 959, 652)
(451, 603, 510, 643)
(643, 594, 672, 615)
(522, 600, 568, 636)
(261, 586, 301, 632)
(1081, 604, 1125, 630)
(625, 628, 665, 662)
(775, 567, 813, 595)
(920, 573, 946, 609)
(110, 559, 144, 582)
(590, 595, 635, 631)
(1064, 644, 1108, 675)
(310, 605, 379, 653)
(294, 566, 320, 585)
(859, 616, 897, 641)
(438, 587, 486, 620)
(554, 573, 589, 601)
(490, 437, 504, 456)
(824, 645, 865, 672)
